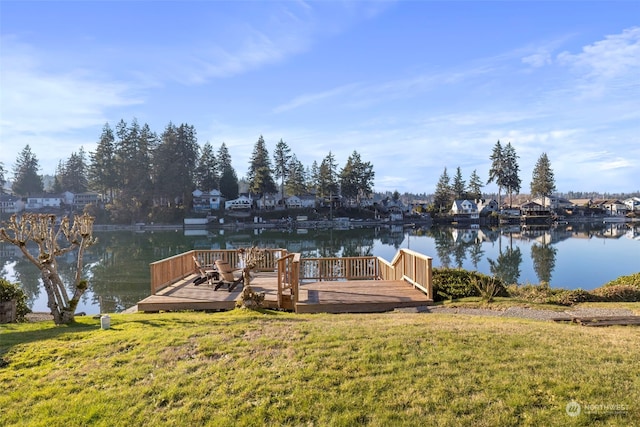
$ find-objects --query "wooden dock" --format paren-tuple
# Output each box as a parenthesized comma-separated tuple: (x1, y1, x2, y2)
(137, 272, 431, 314)
(138, 248, 434, 314)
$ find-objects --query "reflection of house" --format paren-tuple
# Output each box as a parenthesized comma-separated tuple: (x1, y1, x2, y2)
(192, 189, 222, 212)
(476, 199, 499, 215)
(0, 194, 22, 213)
(450, 199, 479, 221)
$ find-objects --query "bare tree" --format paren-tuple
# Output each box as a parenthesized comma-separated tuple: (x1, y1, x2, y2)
(0, 213, 96, 325)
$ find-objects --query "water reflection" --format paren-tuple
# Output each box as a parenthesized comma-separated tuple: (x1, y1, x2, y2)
(1, 222, 638, 313)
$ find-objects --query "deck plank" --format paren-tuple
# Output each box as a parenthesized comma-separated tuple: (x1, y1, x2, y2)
(137, 272, 432, 313)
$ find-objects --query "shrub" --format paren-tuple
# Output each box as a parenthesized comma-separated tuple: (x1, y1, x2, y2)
(591, 285, 640, 302)
(507, 284, 596, 306)
(600, 272, 640, 289)
(0, 278, 30, 322)
(432, 268, 507, 301)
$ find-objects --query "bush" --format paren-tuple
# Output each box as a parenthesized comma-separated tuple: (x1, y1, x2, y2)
(507, 283, 597, 306)
(0, 278, 30, 322)
(432, 268, 507, 301)
(591, 285, 640, 302)
(600, 272, 640, 289)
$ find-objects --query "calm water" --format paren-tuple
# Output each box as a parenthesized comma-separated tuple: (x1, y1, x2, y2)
(1, 222, 638, 314)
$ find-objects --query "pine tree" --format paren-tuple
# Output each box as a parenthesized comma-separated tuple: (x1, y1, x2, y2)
(12, 145, 44, 196)
(503, 142, 521, 207)
(434, 167, 452, 212)
(217, 143, 239, 200)
(89, 123, 118, 201)
(452, 166, 466, 199)
(467, 169, 483, 200)
(318, 152, 339, 200)
(530, 153, 556, 207)
(0, 162, 6, 193)
(487, 140, 504, 208)
(339, 151, 374, 205)
(285, 154, 307, 197)
(273, 139, 292, 204)
(247, 135, 276, 198)
(195, 142, 219, 191)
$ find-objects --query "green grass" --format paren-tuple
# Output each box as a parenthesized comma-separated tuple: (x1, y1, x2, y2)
(1, 309, 639, 426)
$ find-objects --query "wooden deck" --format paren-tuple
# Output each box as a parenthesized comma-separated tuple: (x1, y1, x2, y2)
(137, 271, 432, 314)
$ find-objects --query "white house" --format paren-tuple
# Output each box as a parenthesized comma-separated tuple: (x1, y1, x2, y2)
(192, 189, 222, 212)
(25, 195, 62, 210)
(624, 197, 640, 212)
(0, 194, 22, 213)
(451, 199, 479, 220)
(594, 199, 628, 216)
(286, 195, 316, 209)
(225, 195, 252, 210)
(475, 199, 499, 215)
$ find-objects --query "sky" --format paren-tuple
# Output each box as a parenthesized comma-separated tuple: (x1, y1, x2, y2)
(1, 1, 639, 195)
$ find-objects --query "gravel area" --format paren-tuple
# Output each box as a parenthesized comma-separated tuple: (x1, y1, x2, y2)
(396, 305, 637, 321)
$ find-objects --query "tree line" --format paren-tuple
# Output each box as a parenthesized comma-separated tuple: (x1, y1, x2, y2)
(1, 119, 375, 223)
(432, 140, 556, 212)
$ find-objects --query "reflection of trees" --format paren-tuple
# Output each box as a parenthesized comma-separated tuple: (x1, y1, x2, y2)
(488, 247, 522, 285)
(429, 228, 455, 268)
(469, 242, 484, 269)
(10, 255, 43, 306)
(531, 243, 557, 285)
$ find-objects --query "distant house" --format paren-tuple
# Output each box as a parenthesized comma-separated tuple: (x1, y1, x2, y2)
(450, 199, 479, 220)
(593, 199, 628, 216)
(25, 194, 62, 210)
(475, 199, 499, 215)
(533, 196, 572, 210)
(256, 193, 278, 209)
(286, 195, 316, 209)
(192, 189, 222, 212)
(73, 192, 101, 211)
(624, 197, 640, 212)
(569, 198, 592, 208)
(225, 195, 252, 210)
(0, 194, 22, 213)
(520, 200, 547, 213)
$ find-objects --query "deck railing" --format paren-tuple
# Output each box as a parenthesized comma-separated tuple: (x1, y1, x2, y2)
(277, 253, 301, 308)
(150, 248, 287, 294)
(378, 249, 433, 299)
(299, 256, 380, 281)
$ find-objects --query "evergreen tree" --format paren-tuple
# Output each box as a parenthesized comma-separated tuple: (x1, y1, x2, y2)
(153, 122, 199, 206)
(217, 143, 238, 200)
(57, 148, 88, 194)
(12, 145, 44, 196)
(318, 151, 339, 199)
(247, 135, 276, 198)
(434, 167, 452, 212)
(530, 153, 556, 207)
(285, 154, 307, 197)
(452, 166, 466, 199)
(0, 162, 6, 193)
(339, 150, 374, 205)
(503, 142, 521, 207)
(467, 169, 483, 200)
(308, 161, 320, 195)
(89, 123, 118, 201)
(195, 142, 219, 191)
(272, 139, 291, 204)
(487, 140, 504, 208)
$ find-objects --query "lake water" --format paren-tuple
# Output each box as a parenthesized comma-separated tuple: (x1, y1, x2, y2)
(1, 222, 638, 315)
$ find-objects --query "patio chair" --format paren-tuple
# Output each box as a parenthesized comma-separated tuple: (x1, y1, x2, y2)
(192, 256, 219, 287)
(214, 259, 244, 292)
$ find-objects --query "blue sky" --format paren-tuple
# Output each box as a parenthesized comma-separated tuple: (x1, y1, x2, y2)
(1, 1, 639, 195)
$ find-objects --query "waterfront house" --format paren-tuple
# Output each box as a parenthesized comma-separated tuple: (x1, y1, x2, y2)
(225, 195, 253, 210)
(475, 199, 499, 215)
(192, 189, 222, 212)
(25, 194, 62, 210)
(624, 197, 640, 212)
(0, 194, 22, 214)
(450, 199, 479, 221)
(286, 195, 316, 209)
(593, 199, 628, 216)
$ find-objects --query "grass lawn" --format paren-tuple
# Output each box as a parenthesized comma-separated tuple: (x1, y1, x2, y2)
(1, 309, 639, 426)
